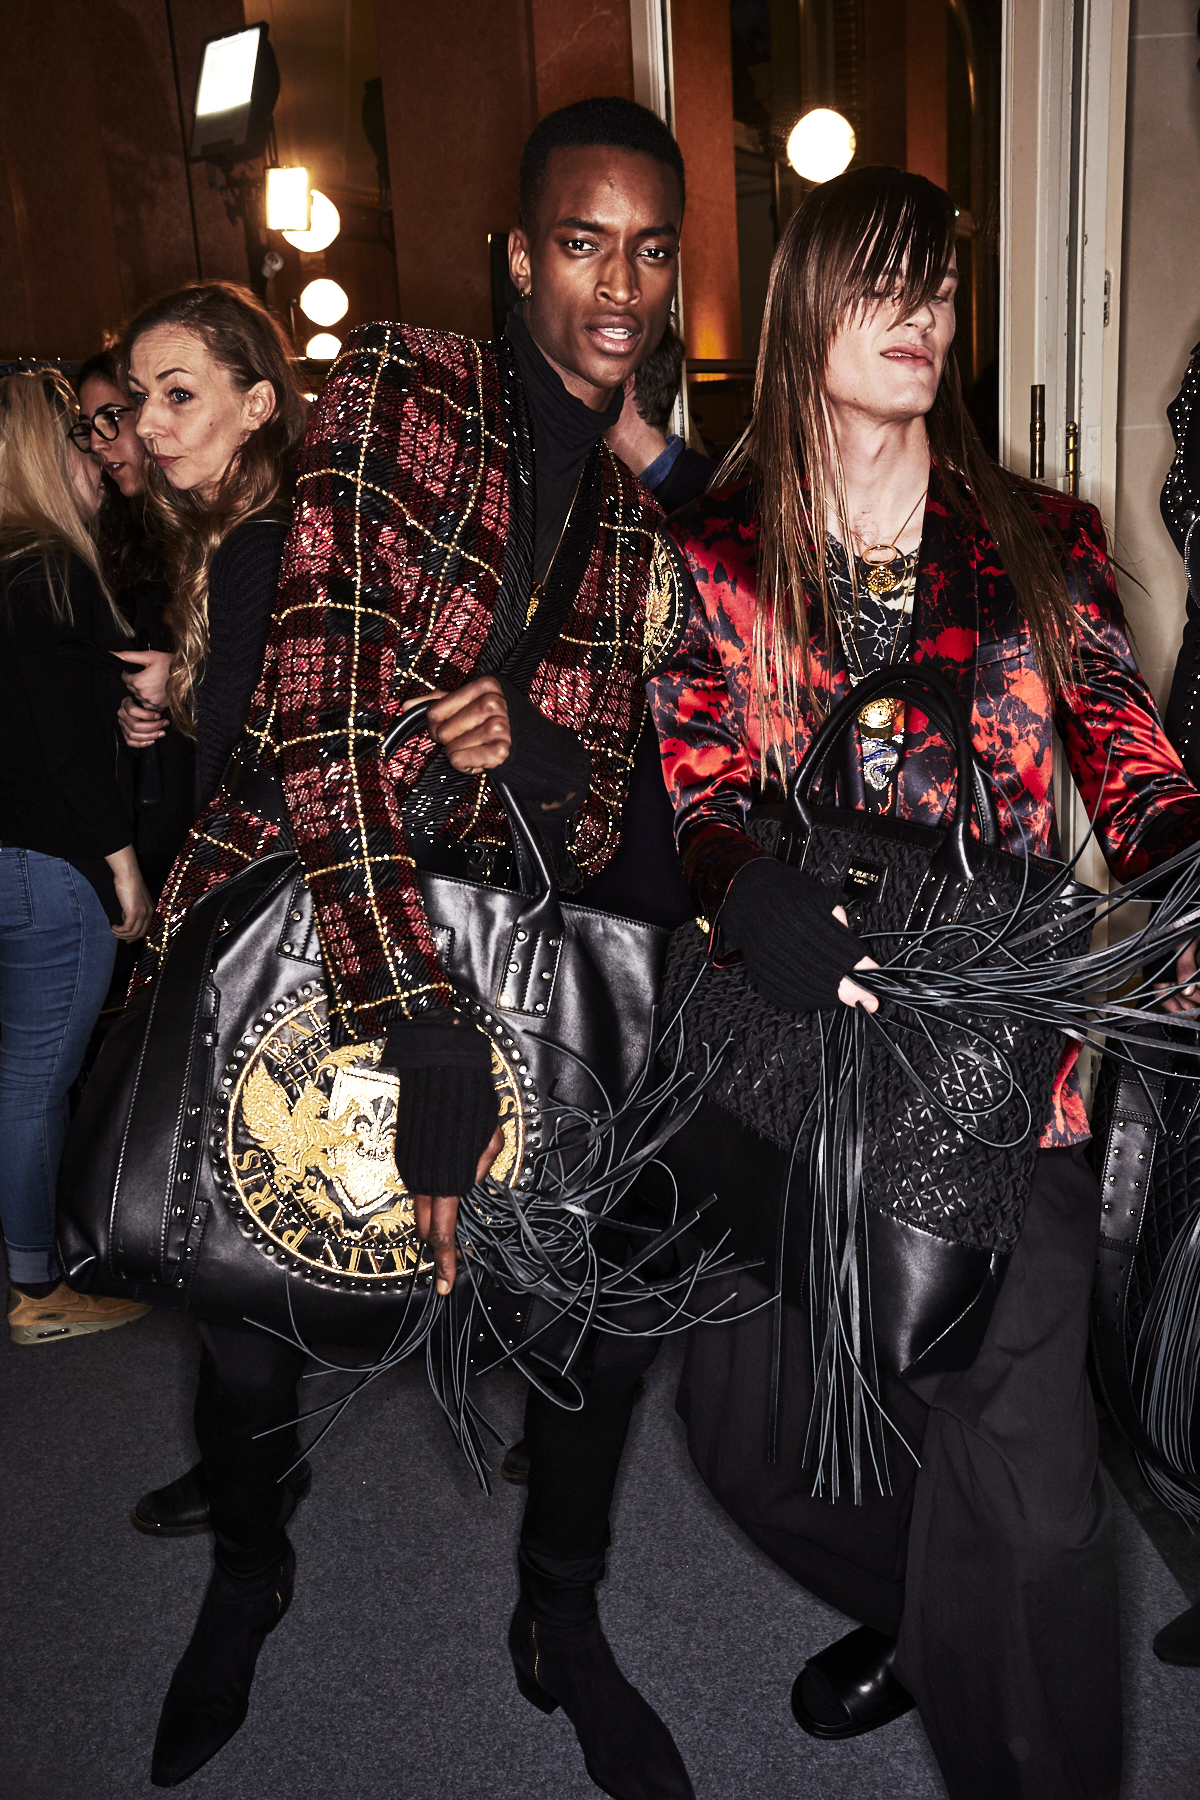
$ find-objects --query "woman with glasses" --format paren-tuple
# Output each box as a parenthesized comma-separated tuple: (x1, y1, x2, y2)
(73, 353, 194, 902)
(0, 369, 153, 1344)
(71, 359, 142, 498)
(115, 282, 306, 818)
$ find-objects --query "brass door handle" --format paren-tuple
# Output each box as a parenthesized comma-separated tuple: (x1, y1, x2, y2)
(1065, 420, 1079, 497)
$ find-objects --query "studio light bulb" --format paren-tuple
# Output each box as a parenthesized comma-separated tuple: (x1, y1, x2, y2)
(265, 167, 309, 233)
(300, 279, 349, 327)
(284, 190, 341, 253)
(786, 109, 856, 184)
(305, 333, 342, 361)
(194, 28, 260, 117)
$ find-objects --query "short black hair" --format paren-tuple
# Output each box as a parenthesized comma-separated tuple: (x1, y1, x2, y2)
(634, 319, 686, 431)
(519, 97, 685, 230)
(74, 350, 121, 395)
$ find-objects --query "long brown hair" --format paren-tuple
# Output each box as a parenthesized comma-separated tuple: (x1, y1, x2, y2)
(0, 368, 128, 633)
(120, 282, 306, 733)
(721, 165, 1078, 769)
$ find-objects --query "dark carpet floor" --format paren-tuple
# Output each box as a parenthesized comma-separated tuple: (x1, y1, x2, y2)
(2, 1301, 1199, 1800)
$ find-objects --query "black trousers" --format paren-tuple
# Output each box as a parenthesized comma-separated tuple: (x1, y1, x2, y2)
(518, 1328, 661, 1617)
(678, 1147, 1121, 1800)
(193, 1316, 656, 1595)
(193, 1319, 306, 1577)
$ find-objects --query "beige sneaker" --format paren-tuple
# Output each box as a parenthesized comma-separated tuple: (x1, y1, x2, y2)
(7, 1283, 150, 1345)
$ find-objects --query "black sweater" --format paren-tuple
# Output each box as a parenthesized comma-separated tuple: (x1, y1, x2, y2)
(0, 550, 132, 915)
(193, 515, 287, 813)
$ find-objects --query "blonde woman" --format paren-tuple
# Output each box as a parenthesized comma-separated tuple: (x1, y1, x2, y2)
(0, 369, 152, 1344)
(115, 282, 306, 813)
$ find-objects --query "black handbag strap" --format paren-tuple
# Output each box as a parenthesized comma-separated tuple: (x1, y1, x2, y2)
(1090, 1059, 1170, 1467)
(383, 702, 556, 901)
(787, 661, 996, 839)
(227, 711, 569, 1018)
(383, 701, 567, 1012)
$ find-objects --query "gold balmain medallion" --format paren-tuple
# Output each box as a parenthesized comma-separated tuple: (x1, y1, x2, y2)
(223, 991, 525, 1281)
(856, 694, 902, 740)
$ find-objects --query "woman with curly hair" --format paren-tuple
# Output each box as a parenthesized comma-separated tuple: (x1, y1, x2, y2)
(115, 281, 306, 815)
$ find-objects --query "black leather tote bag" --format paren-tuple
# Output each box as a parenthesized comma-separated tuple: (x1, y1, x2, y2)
(661, 663, 1096, 1394)
(57, 703, 676, 1347)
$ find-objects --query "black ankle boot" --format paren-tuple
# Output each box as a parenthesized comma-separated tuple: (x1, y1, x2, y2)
(150, 1542, 295, 1787)
(790, 1625, 915, 1740)
(132, 1460, 312, 1537)
(508, 1598, 694, 1800)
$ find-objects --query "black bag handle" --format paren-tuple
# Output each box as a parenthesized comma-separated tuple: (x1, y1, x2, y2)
(383, 699, 557, 905)
(784, 662, 998, 890)
(384, 702, 568, 1013)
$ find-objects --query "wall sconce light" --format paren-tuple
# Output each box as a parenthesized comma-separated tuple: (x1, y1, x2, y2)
(300, 279, 349, 327)
(305, 333, 342, 361)
(786, 109, 856, 183)
(265, 166, 309, 233)
(284, 190, 341, 253)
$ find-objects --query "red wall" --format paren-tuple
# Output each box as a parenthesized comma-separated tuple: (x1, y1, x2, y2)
(861, 0, 948, 184)
(0, 0, 249, 359)
(670, 0, 742, 361)
(373, 0, 637, 339)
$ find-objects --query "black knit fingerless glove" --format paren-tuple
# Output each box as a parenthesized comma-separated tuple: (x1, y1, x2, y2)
(381, 1017, 500, 1195)
(719, 857, 868, 1013)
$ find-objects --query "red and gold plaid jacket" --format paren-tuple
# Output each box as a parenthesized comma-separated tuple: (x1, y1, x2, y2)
(146, 323, 673, 1040)
(645, 468, 1200, 1145)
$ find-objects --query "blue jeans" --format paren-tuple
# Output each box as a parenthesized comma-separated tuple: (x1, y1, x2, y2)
(0, 848, 116, 1285)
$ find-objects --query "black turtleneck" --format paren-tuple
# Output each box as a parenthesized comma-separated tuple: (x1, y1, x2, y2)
(506, 309, 692, 932)
(506, 309, 623, 584)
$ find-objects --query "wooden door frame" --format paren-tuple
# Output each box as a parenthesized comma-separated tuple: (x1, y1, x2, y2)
(1001, 0, 1130, 895)
(1000, 0, 1129, 521)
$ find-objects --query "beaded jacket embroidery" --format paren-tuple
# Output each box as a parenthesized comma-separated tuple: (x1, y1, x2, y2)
(646, 466, 1200, 1146)
(144, 322, 681, 1040)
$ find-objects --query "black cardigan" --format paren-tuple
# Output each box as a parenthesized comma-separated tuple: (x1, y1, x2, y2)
(0, 550, 132, 915)
(193, 515, 288, 813)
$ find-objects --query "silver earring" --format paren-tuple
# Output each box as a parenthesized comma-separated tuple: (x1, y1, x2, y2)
(522, 288, 532, 302)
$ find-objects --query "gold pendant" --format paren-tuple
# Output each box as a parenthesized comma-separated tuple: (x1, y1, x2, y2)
(860, 550, 900, 595)
(857, 696, 899, 740)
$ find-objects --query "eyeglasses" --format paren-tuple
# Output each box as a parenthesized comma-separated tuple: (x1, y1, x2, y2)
(68, 405, 134, 448)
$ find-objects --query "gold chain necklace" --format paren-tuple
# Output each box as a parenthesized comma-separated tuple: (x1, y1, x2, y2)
(525, 467, 585, 626)
(836, 551, 918, 740)
(851, 482, 928, 596)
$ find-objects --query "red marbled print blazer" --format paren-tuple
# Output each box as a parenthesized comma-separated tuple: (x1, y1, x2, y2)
(645, 467, 1200, 1144)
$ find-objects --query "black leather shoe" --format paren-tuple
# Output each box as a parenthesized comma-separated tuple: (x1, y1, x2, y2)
(150, 1542, 296, 1787)
(132, 1460, 312, 1537)
(1153, 1600, 1200, 1665)
(508, 1599, 694, 1800)
(790, 1625, 915, 1740)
